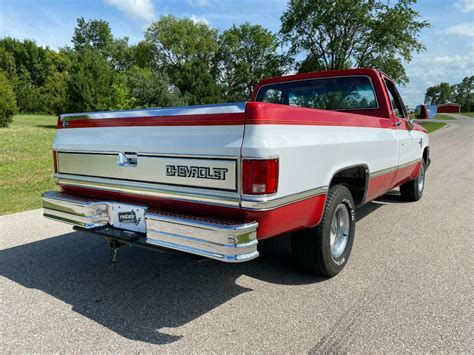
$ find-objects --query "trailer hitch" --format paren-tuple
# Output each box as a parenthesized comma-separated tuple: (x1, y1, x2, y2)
(109, 239, 124, 266)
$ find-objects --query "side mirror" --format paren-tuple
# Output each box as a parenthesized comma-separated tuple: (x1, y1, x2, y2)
(406, 118, 414, 130)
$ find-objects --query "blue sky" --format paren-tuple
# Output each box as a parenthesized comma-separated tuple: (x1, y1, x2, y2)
(0, 0, 473, 107)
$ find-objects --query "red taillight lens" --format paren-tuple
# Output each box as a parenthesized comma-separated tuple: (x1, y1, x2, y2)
(242, 159, 279, 195)
(53, 151, 58, 174)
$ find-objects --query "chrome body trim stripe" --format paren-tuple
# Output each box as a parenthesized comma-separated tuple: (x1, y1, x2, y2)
(57, 174, 329, 211)
(61, 102, 246, 121)
(398, 158, 422, 170)
(57, 149, 243, 160)
(371, 159, 421, 178)
(370, 166, 398, 178)
(241, 186, 328, 210)
(57, 174, 241, 208)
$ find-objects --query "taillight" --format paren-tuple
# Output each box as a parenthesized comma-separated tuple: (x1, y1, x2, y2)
(56, 115, 62, 128)
(242, 159, 279, 195)
(53, 150, 58, 174)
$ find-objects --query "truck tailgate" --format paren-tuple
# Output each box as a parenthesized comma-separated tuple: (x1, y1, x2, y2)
(54, 103, 245, 199)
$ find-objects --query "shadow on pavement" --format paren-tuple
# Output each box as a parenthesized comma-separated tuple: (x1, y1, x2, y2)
(0, 191, 403, 345)
(0, 229, 318, 345)
(356, 190, 407, 222)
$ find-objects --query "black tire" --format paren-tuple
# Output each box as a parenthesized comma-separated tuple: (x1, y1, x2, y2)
(400, 160, 425, 202)
(291, 184, 356, 277)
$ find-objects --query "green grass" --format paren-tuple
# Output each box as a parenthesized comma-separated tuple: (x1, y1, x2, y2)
(433, 114, 454, 120)
(460, 112, 474, 118)
(417, 121, 447, 133)
(0, 114, 57, 215)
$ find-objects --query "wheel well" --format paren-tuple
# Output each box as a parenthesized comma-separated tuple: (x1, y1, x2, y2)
(330, 166, 368, 206)
(423, 147, 429, 164)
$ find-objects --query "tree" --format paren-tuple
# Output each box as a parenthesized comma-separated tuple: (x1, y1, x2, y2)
(66, 48, 132, 112)
(0, 38, 52, 87)
(0, 38, 72, 113)
(0, 46, 16, 80)
(131, 41, 156, 69)
(72, 17, 133, 72)
(145, 16, 220, 103)
(126, 66, 185, 108)
(174, 59, 221, 105)
(111, 37, 134, 72)
(216, 23, 287, 101)
(453, 76, 474, 112)
(40, 71, 69, 114)
(424, 82, 453, 105)
(0, 70, 17, 127)
(13, 67, 44, 113)
(280, 0, 430, 84)
(72, 17, 114, 57)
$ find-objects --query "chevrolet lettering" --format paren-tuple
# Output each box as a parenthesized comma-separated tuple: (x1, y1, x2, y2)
(166, 165, 228, 180)
(42, 68, 430, 277)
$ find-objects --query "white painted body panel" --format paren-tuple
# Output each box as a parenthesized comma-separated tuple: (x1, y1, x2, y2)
(395, 128, 427, 165)
(243, 124, 408, 199)
(53, 125, 245, 157)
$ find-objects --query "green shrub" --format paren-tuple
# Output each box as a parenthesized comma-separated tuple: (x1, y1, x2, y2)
(0, 71, 17, 127)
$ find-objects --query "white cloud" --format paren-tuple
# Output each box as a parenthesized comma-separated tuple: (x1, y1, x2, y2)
(455, 0, 474, 13)
(105, 0, 156, 22)
(443, 22, 474, 37)
(399, 54, 474, 107)
(428, 55, 472, 66)
(190, 15, 209, 25)
(187, 0, 211, 8)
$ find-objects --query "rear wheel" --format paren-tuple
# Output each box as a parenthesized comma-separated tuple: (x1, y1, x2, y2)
(400, 160, 425, 202)
(291, 185, 356, 277)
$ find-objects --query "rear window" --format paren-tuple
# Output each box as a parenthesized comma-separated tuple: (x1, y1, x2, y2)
(256, 76, 378, 111)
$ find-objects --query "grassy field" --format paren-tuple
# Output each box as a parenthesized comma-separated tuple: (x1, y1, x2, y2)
(0, 115, 57, 215)
(417, 121, 447, 133)
(460, 112, 474, 118)
(433, 114, 454, 120)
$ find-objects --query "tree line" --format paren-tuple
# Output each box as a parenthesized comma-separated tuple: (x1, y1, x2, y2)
(424, 76, 473, 111)
(0, 0, 430, 127)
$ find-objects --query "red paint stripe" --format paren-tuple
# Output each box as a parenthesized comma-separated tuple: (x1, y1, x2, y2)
(366, 170, 398, 202)
(366, 160, 421, 201)
(59, 113, 245, 129)
(393, 161, 421, 187)
(59, 102, 424, 132)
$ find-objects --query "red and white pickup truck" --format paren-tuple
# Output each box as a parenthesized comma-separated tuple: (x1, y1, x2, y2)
(42, 68, 429, 277)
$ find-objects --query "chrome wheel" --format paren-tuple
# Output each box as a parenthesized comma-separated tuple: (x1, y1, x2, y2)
(329, 203, 350, 258)
(417, 162, 425, 193)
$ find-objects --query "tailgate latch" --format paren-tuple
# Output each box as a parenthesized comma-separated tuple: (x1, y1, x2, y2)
(117, 152, 138, 167)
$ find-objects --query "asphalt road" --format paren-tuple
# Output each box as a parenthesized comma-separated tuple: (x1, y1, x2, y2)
(1, 114, 473, 352)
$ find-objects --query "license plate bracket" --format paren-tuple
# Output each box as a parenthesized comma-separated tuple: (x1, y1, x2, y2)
(112, 204, 147, 233)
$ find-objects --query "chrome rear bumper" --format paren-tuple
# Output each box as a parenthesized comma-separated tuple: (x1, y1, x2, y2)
(42, 191, 259, 263)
